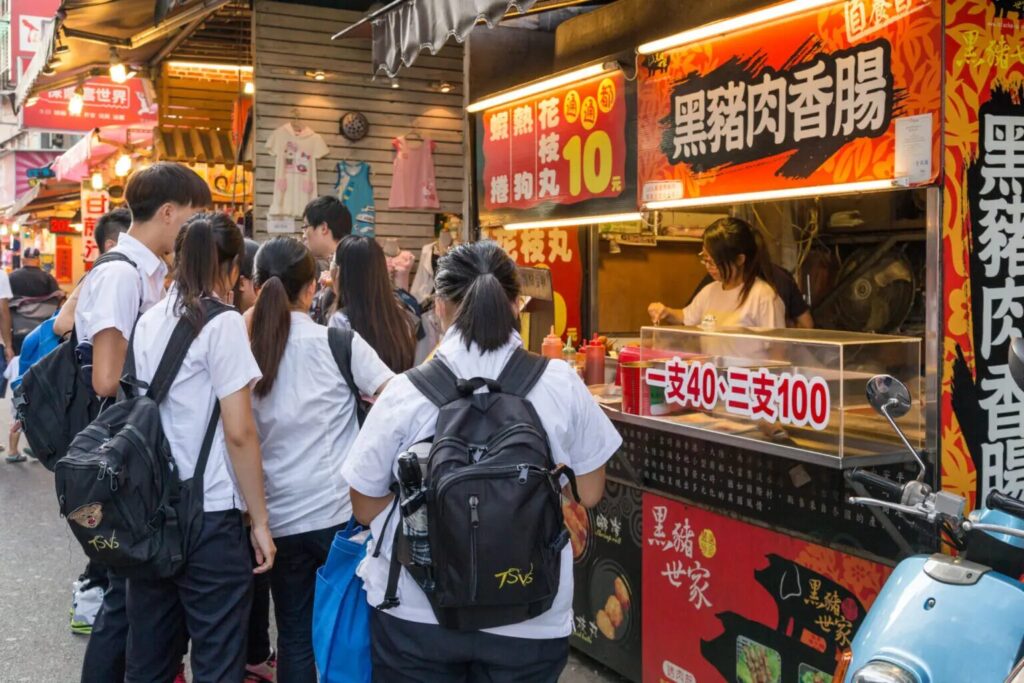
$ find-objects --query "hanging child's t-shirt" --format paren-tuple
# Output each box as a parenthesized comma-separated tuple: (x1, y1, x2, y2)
(267, 123, 330, 217)
(336, 160, 376, 237)
(388, 136, 440, 210)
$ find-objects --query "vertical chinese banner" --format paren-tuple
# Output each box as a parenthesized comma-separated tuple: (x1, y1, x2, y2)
(81, 188, 110, 266)
(643, 495, 890, 683)
(483, 226, 583, 341)
(941, 0, 1024, 508)
(54, 236, 73, 285)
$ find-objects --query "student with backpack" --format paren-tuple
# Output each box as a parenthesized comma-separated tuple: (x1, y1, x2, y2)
(123, 212, 274, 682)
(248, 236, 392, 682)
(329, 235, 418, 373)
(56, 163, 212, 683)
(341, 240, 622, 682)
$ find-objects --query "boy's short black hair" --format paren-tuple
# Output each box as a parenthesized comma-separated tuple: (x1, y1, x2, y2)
(125, 162, 212, 223)
(302, 196, 352, 241)
(94, 207, 132, 254)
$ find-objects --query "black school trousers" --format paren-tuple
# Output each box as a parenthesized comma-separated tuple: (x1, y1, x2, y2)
(125, 510, 254, 683)
(370, 610, 569, 683)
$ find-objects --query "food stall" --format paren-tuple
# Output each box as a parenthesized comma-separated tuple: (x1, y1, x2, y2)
(469, 0, 954, 681)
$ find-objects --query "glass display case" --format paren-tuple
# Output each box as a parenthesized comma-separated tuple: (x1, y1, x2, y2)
(614, 326, 922, 468)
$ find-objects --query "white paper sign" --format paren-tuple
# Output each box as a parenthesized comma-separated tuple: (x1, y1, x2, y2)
(895, 113, 933, 184)
(267, 217, 296, 234)
(643, 180, 684, 203)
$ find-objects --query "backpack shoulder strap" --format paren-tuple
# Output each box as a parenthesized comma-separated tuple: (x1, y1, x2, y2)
(406, 358, 461, 407)
(327, 327, 368, 425)
(496, 347, 549, 398)
(92, 251, 137, 270)
(141, 299, 232, 403)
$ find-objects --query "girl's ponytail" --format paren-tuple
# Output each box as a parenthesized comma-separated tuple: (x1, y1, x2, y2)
(435, 241, 520, 352)
(173, 212, 244, 330)
(250, 276, 291, 397)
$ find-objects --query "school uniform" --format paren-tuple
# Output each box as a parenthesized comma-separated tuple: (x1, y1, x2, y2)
(124, 294, 262, 683)
(340, 328, 622, 682)
(252, 312, 393, 682)
(75, 232, 168, 683)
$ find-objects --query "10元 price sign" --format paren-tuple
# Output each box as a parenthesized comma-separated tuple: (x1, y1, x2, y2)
(479, 71, 629, 217)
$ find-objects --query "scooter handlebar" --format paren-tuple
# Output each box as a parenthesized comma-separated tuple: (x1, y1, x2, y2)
(847, 468, 904, 502)
(986, 490, 1024, 520)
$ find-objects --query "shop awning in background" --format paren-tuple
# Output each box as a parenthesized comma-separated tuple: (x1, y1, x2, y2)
(333, 0, 539, 77)
(5, 182, 81, 220)
(154, 127, 238, 166)
(52, 126, 155, 182)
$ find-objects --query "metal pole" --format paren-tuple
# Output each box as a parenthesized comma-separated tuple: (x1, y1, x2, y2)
(330, 0, 410, 41)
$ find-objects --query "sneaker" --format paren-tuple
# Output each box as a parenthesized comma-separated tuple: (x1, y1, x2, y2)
(173, 662, 187, 683)
(245, 650, 277, 682)
(68, 608, 92, 635)
(5, 452, 26, 463)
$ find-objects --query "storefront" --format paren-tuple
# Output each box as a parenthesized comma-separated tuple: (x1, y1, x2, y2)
(459, 0, 966, 680)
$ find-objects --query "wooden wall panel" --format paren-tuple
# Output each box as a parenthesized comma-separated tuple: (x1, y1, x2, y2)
(253, 0, 464, 251)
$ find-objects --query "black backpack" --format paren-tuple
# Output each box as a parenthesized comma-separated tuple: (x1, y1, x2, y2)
(381, 348, 579, 631)
(54, 299, 231, 580)
(13, 251, 137, 470)
(10, 289, 64, 354)
(327, 327, 370, 426)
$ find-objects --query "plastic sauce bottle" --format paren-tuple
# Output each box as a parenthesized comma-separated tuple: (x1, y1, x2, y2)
(562, 337, 577, 371)
(541, 326, 562, 360)
(397, 451, 431, 567)
(584, 334, 606, 386)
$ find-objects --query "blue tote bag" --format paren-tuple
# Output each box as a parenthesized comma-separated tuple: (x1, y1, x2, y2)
(313, 520, 372, 682)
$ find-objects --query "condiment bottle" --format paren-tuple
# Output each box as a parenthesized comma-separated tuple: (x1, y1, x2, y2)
(541, 326, 562, 360)
(562, 337, 577, 370)
(584, 334, 606, 386)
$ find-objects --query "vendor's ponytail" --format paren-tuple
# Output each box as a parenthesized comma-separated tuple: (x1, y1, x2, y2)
(435, 241, 520, 352)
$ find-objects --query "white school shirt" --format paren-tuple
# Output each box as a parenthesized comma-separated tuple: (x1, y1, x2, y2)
(131, 294, 262, 512)
(251, 313, 394, 538)
(75, 233, 168, 344)
(0, 270, 12, 301)
(682, 277, 785, 329)
(341, 328, 623, 640)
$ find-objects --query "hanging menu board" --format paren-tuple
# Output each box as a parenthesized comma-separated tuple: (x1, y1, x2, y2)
(636, 0, 942, 204)
(476, 70, 637, 226)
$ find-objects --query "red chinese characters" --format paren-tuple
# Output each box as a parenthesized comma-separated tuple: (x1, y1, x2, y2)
(645, 358, 832, 430)
(481, 72, 627, 210)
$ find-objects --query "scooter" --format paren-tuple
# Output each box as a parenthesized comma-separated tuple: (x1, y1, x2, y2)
(836, 363, 1024, 683)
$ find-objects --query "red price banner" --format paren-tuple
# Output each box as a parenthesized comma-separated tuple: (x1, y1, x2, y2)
(481, 72, 627, 211)
(646, 357, 831, 430)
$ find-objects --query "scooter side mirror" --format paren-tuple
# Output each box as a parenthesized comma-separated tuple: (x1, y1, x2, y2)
(1009, 337, 1024, 392)
(866, 375, 912, 419)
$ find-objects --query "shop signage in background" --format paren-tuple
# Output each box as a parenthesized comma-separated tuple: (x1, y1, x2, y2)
(80, 189, 111, 264)
(643, 495, 890, 683)
(477, 71, 637, 225)
(193, 164, 254, 204)
(646, 359, 831, 430)
(636, 0, 941, 202)
(23, 77, 159, 132)
(9, 0, 61, 85)
(942, 0, 1024, 509)
(484, 226, 583, 340)
(54, 236, 73, 284)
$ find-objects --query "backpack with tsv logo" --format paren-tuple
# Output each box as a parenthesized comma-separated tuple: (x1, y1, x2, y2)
(382, 348, 579, 631)
(54, 299, 231, 579)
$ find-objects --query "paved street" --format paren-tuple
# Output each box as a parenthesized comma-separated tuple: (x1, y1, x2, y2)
(0, 405, 623, 683)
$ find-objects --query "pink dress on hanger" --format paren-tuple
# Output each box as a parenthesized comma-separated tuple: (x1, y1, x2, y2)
(388, 136, 440, 210)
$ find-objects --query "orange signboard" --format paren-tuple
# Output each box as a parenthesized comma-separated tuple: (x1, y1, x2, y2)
(636, 0, 942, 203)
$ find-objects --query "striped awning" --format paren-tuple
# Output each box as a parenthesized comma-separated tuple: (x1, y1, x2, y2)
(153, 127, 239, 167)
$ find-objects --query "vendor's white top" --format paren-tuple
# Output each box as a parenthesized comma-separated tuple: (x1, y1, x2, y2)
(683, 278, 784, 329)
(132, 294, 262, 513)
(252, 313, 393, 538)
(341, 327, 622, 640)
(75, 233, 168, 343)
(0, 270, 12, 301)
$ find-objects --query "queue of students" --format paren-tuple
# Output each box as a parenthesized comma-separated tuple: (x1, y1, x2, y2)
(32, 161, 618, 683)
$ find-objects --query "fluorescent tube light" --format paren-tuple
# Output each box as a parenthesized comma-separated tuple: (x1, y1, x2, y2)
(644, 178, 909, 211)
(503, 212, 643, 231)
(467, 62, 617, 113)
(638, 0, 840, 54)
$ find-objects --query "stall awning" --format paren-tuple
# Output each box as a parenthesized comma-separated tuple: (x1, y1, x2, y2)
(5, 182, 81, 220)
(335, 0, 539, 77)
(154, 127, 238, 166)
(52, 126, 155, 182)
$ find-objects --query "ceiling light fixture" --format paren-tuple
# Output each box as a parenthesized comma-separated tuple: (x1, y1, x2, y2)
(467, 62, 618, 113)
(504, 212, 643, 231)
(244, 81, 255, 95)
(109, 48, 128, 84)
(91, 172, 104, 191)
(114, 153, 132, 177)
(643, 178, 910, 211)
(390, 78, 400, 89)
(439, 81, 453, 94)
(638, 0, 839, 54)
(167, 61, 253, 72)
(305, 70, 327, 81)
(68, 85, 86, 116)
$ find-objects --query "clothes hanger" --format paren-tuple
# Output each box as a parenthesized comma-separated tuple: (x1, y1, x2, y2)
(290, 107, 303, 132)
(406, 128, 422, 142)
